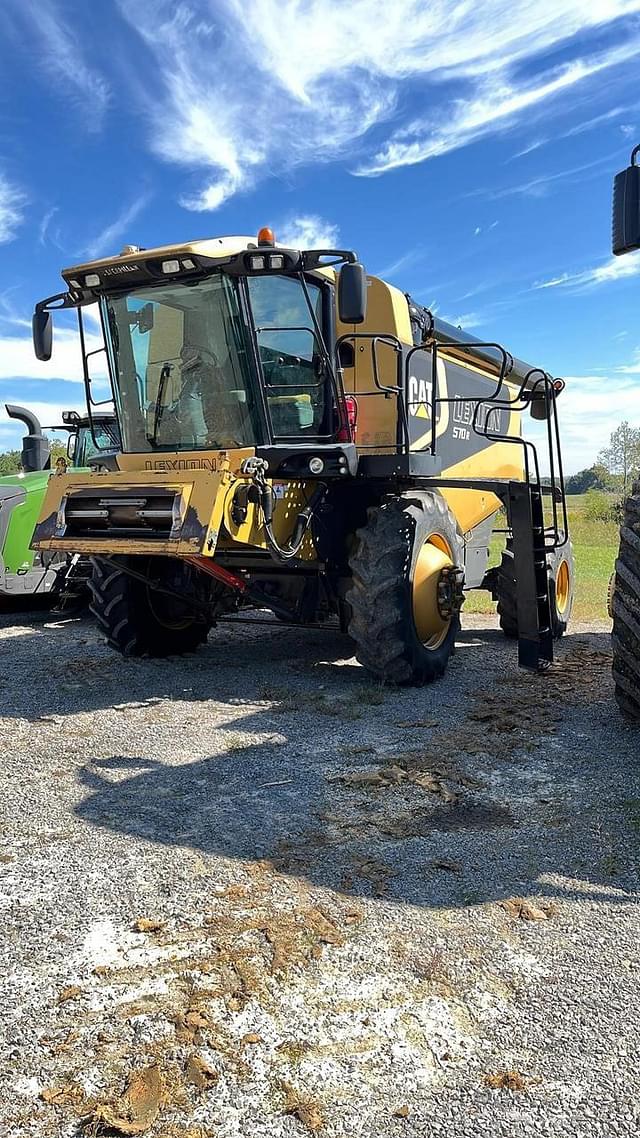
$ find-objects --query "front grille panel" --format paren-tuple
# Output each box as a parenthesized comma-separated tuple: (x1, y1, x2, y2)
(62, 489, 179, 540)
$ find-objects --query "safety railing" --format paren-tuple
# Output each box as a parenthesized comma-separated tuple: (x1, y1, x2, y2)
(334, 333, 569, 553)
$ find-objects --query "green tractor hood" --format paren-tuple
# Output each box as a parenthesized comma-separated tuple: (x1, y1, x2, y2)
(0, 405, 55, 593)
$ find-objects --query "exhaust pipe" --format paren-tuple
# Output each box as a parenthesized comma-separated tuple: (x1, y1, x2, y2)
(4, 404, 51, 472)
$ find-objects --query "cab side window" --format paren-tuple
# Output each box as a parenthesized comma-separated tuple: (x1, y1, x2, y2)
(248, 276, 327, 438)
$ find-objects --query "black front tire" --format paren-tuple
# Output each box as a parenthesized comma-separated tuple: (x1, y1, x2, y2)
(612, 488, 640, 721)
(346, 492, 463, 685)
(89, 556, 211, 657)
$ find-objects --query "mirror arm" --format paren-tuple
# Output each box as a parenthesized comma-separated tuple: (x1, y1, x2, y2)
(35, 290, 78, 313)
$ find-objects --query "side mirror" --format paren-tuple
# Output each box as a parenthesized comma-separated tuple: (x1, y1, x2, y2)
(338, 262, 367, 325)
(32, 309, 53, 361)
(612, 145, 640, 256)
(529, 391, 550, 421)
(138, 302, 155, 334)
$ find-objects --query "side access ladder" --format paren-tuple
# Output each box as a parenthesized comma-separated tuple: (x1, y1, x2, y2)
(510, 482, 554, 670)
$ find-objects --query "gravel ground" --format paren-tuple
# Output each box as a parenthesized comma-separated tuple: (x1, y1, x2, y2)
(0, 608, 639, 1138)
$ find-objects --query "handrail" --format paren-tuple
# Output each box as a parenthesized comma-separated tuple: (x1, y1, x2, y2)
(332, 331, 569, 551)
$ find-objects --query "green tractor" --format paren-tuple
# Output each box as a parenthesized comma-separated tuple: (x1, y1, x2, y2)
(0, 405, 119, 608)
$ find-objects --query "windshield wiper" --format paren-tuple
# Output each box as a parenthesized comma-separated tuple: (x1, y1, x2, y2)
(148, 363, 173, 448)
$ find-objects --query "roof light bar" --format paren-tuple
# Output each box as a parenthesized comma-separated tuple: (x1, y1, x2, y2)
(246, 252, 289, 272)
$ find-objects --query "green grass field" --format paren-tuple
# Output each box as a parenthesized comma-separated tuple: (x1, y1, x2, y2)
(465, 493, 618, 622)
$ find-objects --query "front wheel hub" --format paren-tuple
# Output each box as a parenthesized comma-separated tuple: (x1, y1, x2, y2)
(437, 566, 465, 620)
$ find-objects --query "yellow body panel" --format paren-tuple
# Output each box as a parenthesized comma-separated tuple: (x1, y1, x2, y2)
(440, 440, 523, 533)
(335, 274, 525, 535)
(219, 479, 316, 557)
(32, 447, 319, 562)
(340, 277, 412, 453)
(32, 466, 228, 557)
(64, 236, 257, 279)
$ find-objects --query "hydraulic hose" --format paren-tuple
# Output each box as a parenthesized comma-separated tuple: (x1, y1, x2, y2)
(262, 482, 327, 561)
(239, 457, 327, 562)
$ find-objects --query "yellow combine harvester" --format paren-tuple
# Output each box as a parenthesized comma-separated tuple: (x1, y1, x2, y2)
(30, 228, 573, 682)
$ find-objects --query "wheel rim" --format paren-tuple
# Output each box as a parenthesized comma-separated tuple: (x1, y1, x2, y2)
(412, 533, 454, 649)
(555, 559, 570, 615)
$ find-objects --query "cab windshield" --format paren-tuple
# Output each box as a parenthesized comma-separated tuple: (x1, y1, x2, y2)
(102, 274, 259, 452)
(74, 421, 120, 467)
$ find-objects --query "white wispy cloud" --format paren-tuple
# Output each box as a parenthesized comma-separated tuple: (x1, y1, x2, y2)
(82, 195, 151, 260)
(510, 107, 631, 160)
(38, 206, 59, 246)
(534, 249, 640, 289)
(440, 311, 484, 328)
(490, 152, 617, 199)
(555, 370, 640, 471)
(563, 105, 629, 136)
(0, 174, 26, 244)
(0, 399, 91, 438)
(0, 289, 32, 331)
(0, 304, 105, 382)
(512, 138, 548, 158)
(4, 0, 110, 128)
(0, 332, 106, 383)
(373, 249, 424, 279)
(358, 36, 640, 176)
(277, 215, 340, 248)
(116, 0, 640, 208)
(615, 349, 640, 372)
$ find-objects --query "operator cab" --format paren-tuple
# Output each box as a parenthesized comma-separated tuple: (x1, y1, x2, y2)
(32, 231, 367, 470)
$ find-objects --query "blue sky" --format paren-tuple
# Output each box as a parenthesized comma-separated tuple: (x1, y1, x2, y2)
(0, 0, 639, 471)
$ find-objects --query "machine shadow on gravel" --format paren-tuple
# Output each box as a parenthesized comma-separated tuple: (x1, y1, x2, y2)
(74, 707, 638, 912)
(0, 615, 606, 721)
(0, 618, 362, 720)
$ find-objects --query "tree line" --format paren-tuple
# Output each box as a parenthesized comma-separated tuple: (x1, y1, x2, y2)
(0, 438, 69, 475)
(565, 421, 640, 497)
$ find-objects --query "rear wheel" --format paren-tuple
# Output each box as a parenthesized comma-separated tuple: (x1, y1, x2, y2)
(89, 556, 211, 656)
(492, 540, 574, 640)
(347, 492, 464, 684)
(612, 488, 640, 721)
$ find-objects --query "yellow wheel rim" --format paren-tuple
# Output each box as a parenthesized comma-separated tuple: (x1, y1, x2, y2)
(412, 533, 454, 649)
(555, 559, 570, 615)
